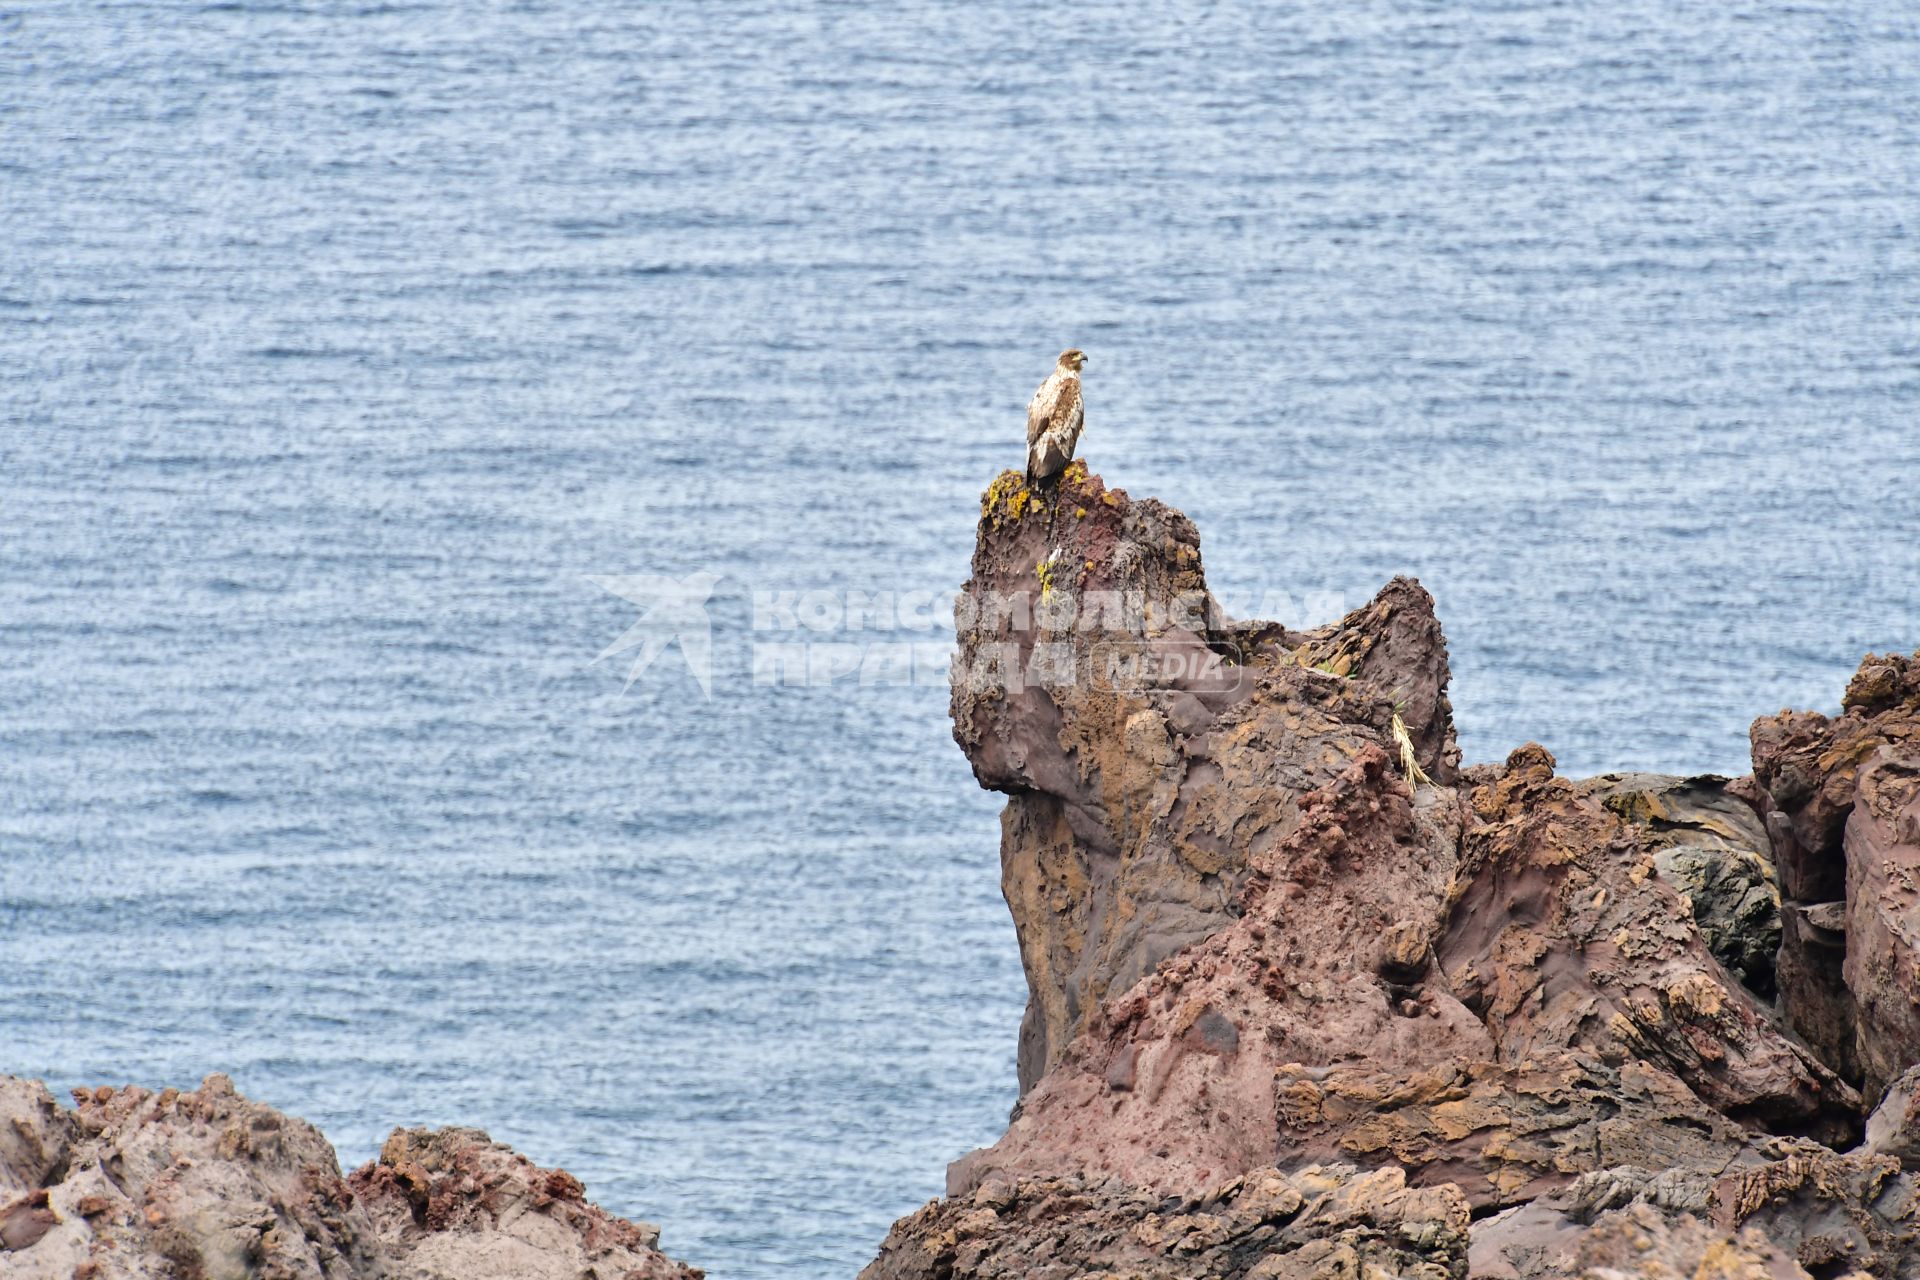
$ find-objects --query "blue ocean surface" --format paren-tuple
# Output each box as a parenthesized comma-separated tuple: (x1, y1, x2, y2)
(2, 2, 1917, 1276)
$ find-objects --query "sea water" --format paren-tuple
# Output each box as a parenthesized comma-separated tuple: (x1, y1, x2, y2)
(3, 2, 1917, 1275)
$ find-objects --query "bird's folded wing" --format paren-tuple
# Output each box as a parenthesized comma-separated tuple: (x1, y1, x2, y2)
(1026, 376, 1056, 444)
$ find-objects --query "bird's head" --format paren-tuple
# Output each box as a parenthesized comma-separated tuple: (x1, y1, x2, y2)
(1057, 348, 1088, 373)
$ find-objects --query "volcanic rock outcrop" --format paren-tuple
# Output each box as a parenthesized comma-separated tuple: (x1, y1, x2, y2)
(953, 464, 1458, 1093)
(0, 1073, 699, 1280)
(1752, 653, 1920, 1104)
(871, 465, 1920, 1279)
(1578, 771, 1783, 995)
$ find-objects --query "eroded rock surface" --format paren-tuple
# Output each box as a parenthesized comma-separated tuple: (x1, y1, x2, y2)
(946, 744, 1849, 1208)
(347, 1126, 694, 1280)
(1846, 745, 1920, 1104)
(954, 463, 1457, 1092)
(1471, 1147, 1920, 1280)
(1752, 652, 1920, 1094)
(890, 466, 1920, 1280)
(0, 1074, 699, 1280)
(1578, 771, 1782, 993)
(863, 1163, 1472, 1280)
(1867, 1065, 1920, 1169)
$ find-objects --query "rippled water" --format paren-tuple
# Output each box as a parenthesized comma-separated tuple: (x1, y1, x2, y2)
(3, 2, 1917, 1275)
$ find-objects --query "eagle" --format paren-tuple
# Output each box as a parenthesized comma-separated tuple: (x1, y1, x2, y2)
(1025, 348, 1087, 485)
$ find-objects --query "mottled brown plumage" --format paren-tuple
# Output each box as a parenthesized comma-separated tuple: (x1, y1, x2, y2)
(1025, 349, 1086, 485)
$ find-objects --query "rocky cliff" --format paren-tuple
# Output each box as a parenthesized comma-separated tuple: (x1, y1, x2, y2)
(0, 1073, 700, 1280)
(868, 465, 1920, 1279)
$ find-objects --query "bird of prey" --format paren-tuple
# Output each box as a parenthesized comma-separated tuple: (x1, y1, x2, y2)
(1025, 348, 1087, 485)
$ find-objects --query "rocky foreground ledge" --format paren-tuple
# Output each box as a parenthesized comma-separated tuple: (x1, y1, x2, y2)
(867, 465, 1920, 1278)
(0, 1073, 699, 1279)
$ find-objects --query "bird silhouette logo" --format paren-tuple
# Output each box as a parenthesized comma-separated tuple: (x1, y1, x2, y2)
(588, 570, 721, 698)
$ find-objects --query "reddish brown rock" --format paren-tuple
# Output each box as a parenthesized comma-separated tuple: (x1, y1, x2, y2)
(956, 463, 1458, 1091)
(1865, 1064, 1920, 1168)
(945, 740, 1849, 1210)
(948, 746, 1489, 1200)
(875, 1145, 1920, 1280)
(1845, 746, 1920, 1102)
(1577, 771, 1782, 994)
(894, 470, 1916, 1279)
(1779, 898, 1863, 1085)
(0, 1078, 73, 1199)
(0, 1188, 58, 1252)
(862, 1163, 1472, 1280)
(1752, 708, 1864, 904)
(1441, 745, 1850, 1138)
(1471, 1146, 1918, 1279)
(1267, 1054, 1777, 1210)
(0, 1074, 700, 1280)
(0, 1072, 388, 1279)
(1707, 1146, 1919, 1276)
(1751, 650, 1920, 1090)
(1748, 650, 1920, 901)
(348, 1126, 692, 1279)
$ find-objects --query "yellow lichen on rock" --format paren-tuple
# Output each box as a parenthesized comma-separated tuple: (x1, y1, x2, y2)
(1035, 555, 1059, 602)
(1664, 971, 1726, 1019)
(980, 470, 1035, 527)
